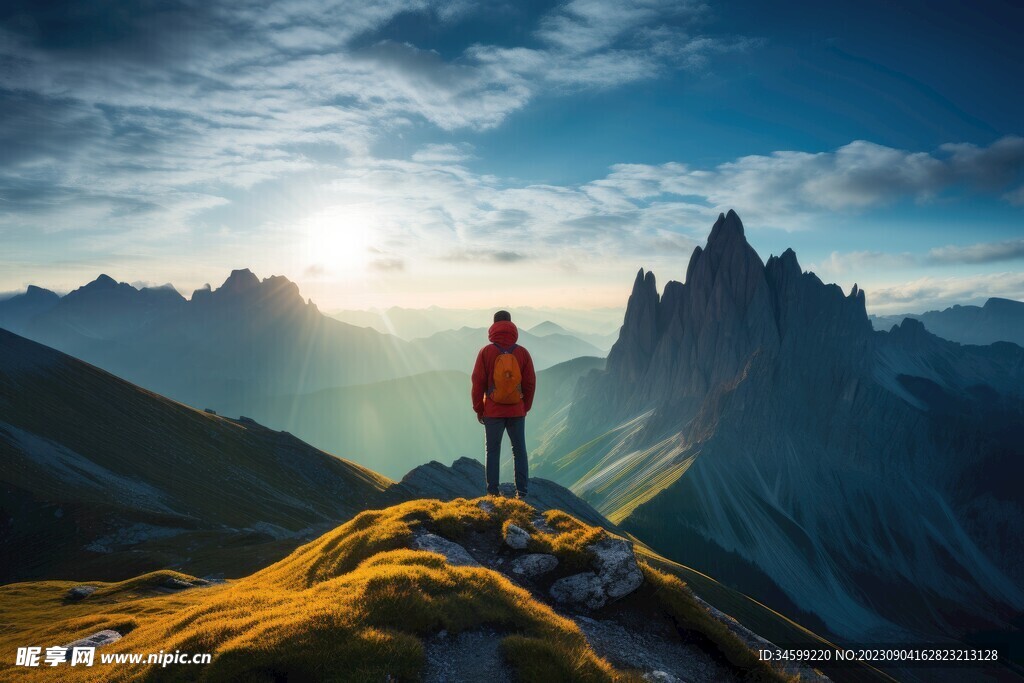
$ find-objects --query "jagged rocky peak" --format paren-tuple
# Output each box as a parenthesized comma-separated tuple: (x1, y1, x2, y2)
(219, 268, 261, 294)
(706, 208, 745, 244)
(204, 269, 310, 312)
(683, 210, 768, 308)
(605, 269, 660, 375)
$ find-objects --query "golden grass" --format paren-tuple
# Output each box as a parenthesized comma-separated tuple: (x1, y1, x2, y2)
(641, 564, 795, 683)
(0, 498, 788, 682)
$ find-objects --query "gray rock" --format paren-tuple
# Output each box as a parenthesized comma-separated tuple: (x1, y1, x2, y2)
(550, 572, 606, 609)
(163, 577, 209, 590)
(65, 585, 97, 600)
(590, 538, 644, 599)
(62, 630, 122, 650)
(511, 553, 559, 577)
(390, 457, 618, 531)
(412, 533, 481, 567)
(503, 523, 531, 550)
(422, 629, 513, 683)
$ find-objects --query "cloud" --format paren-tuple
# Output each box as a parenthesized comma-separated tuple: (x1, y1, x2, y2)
(441, 248, 527, 263)
(293, 134, 1023, 280)
(411, 143, 474, 163)
(928, 238, 1024, 264)
(867, 272, 1024, 312)
(809, 250, 917, 278)
(595, 137, 1024, 229)
(0, 0, 748, 255)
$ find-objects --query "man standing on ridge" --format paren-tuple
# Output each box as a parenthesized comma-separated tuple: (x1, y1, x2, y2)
(471, 310, 537, 498)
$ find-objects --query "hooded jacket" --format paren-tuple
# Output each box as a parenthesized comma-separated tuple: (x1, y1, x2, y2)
(471, 320, 536, 418)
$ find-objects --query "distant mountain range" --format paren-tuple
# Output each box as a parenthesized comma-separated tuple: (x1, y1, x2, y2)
(871, 297, 1024, 346)
(231, 356, 604, 479)
(0, 270, 608, 475)
(535, 210, 1024, 648)
(329, 304, 621, 350)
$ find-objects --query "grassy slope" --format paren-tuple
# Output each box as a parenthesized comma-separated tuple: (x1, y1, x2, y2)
(0, 328, 391, 583)
(0, 498, 794, 683)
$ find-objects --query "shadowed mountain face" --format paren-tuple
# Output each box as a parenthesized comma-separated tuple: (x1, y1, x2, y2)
(0, 328, 392, 584)
(872, 297, 1024, 346)
(535, 210, 1024, 644)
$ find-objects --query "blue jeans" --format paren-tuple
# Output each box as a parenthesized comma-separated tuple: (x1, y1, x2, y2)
(483, 416, 528, 494)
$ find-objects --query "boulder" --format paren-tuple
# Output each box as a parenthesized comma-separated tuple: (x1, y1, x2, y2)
(413, 533, 480, 567)
(510, 554, 559, 578)
(550, 572, 606, 609)
(590, 538, 644, 599)
(503, 524, 531, 550)
(63, 630, 122, 650)
(65, 585, 97, 601)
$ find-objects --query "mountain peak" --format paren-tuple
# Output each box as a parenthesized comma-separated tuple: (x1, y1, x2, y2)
(220, 268, 260, 293)
(86, 274, 119, 290)
(707, 209, 745, 245)
(25, 285, 57, 298)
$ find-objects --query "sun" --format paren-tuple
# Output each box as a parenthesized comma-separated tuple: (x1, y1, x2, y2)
(299, 204, 378, 273)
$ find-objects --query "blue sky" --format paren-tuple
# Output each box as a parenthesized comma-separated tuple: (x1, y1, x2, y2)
(1, 0, 1022, 312)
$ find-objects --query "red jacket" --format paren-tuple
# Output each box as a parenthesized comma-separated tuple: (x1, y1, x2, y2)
(471, 321, 536, 418)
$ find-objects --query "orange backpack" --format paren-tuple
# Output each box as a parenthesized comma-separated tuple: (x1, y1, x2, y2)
(489, 344, 523, 404)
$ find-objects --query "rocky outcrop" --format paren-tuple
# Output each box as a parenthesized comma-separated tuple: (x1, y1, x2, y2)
(412, 532, 481, 567)
(535, 210, 1024, 642)
(510, 554, 559, 577)
(62, 629, 122, 651)
(503, 524, 531, 550)
(65, 585, 97, 601)
(550, 572, 607, 609)
(549, 538, 644, 610)
(589, 539, 644, 599)
(390, 457, 618, 531)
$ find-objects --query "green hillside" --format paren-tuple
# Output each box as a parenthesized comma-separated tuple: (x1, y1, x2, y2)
(0, 328, 391, 584)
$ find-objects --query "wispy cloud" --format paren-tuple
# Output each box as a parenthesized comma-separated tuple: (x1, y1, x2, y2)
(595, 137, 1024, 229)
(411, 143, 475, 163)
(928, 238, 1024, 264)
(868, 272, 1024, 312)
(809, 250, 917, 279)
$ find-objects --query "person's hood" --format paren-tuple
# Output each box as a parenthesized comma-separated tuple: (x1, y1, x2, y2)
(488, 320, 519, 347)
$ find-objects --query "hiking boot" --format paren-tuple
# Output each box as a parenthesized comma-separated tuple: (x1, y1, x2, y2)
(487, 488, 501, 497)
(515, 490, 529, 500)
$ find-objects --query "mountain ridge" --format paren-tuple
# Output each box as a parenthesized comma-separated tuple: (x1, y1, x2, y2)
(535, 211, 1024, 648)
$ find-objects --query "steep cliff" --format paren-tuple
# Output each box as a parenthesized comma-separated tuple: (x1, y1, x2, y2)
(534, 210, 1024, 645)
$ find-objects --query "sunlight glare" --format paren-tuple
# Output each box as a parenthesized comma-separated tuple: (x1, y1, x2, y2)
(300, 204, 378, 274)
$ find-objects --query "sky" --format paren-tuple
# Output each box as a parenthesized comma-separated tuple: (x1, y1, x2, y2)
(1, 0, 1022, 313)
